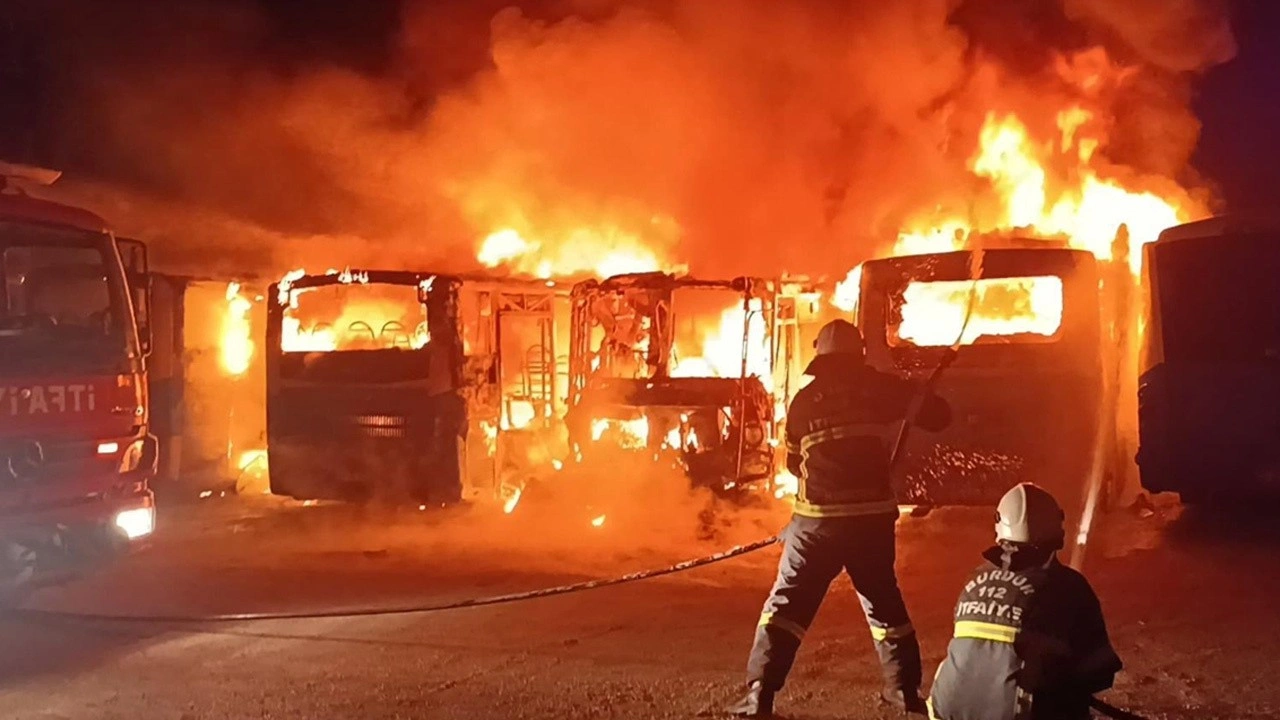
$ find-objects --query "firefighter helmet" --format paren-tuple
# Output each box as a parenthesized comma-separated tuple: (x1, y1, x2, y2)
(813, 319, 865, 358)
(995, 483, 1065, 548)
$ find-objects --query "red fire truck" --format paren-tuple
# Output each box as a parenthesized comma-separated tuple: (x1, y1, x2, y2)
(0, 162, 156, 595)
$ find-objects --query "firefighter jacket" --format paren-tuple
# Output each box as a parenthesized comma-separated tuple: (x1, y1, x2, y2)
(928, 544, 1123, 720)
(784, 358, 949, 518)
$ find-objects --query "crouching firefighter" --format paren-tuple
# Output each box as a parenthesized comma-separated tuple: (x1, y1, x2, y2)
(928, 483, 1123, 720)
(731, 319, 950, 717)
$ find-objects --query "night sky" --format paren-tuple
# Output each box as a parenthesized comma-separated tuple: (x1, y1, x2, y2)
(1, 0, 1276, 215)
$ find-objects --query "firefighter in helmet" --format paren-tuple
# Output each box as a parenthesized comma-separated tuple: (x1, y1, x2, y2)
(730, 319, 950, 717)
(927, 483, 1122, 720)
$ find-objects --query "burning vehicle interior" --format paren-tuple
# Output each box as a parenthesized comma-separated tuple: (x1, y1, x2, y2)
(565, 272, 809, 496)
(265, 269, 466, 505)
(263, 267, 575, 507)
(857, 244, 1104, 509)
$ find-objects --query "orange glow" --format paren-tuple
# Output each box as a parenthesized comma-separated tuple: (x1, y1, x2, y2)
(278, 270, 431, 353)
(670, 299, 772, 387)
(479, 226, 680, 279)
(502, 485, 523, 514)
(591, 417, 650, 449)
(966, 110, 1186, 275)
(831, 265, 863, 314)
(504, 399, 537, 430)
(895, 276, 1064, 347)
(867, 53, 1200, 277)
(220, 282, 254, 376)
(773, 469, 798, 500)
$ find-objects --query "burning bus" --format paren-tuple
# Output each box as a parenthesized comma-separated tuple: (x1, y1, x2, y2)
(856, 245, 1104, 508)
(565, 271, 819, 494)
(266, 269, 466, 504)
(265, 267, 570, 505)
(1137, 216, 1280, 505)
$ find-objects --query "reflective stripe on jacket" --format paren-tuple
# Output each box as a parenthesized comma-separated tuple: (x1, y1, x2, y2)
(785, 361, 949, 518)
(929, 545, 1122, 720)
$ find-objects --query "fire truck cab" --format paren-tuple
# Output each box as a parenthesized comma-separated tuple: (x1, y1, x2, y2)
(0, 163, 157, 593)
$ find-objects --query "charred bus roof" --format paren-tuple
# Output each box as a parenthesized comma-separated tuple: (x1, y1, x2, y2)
(861, 246, 1095, 280)
(1154, 214, 1280, 244)
(271, 268, 568, 299)
(573, 271, 769, 294)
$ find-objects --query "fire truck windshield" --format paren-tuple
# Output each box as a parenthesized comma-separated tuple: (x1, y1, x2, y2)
(0, 221, 136, 374)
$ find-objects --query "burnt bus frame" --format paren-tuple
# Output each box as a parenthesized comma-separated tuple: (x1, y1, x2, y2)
(264, 270, 465, 503)
(857, 248, 1104, 508)
(566, 272, 782, 488)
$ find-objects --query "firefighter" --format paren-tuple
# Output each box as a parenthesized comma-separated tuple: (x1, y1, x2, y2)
(927, 483, 1122, 720)
(730, 319, 950, 717)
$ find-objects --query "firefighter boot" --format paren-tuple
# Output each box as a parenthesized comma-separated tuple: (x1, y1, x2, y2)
(728, 681, 774, 718)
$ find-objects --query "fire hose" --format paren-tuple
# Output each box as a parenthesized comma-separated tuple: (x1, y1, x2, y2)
(12, 535, 782, 623)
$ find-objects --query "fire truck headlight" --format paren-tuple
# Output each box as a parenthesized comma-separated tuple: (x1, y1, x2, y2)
(114, 507, 155, 539)
(117, 439, 146, 473)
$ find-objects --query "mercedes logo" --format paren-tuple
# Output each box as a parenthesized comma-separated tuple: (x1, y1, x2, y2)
(6, 440, 44, 481)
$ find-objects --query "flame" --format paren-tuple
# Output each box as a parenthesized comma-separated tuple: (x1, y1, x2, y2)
(278, 270, 431, 353)
(502, 485, 523, 514)
(220, 282, 254, 376)
(773, 469, 798, 499)
(895, 276, 1064, 347)
(479, 226, 679, 279)
(671, 299, 772, 387)
(875, 53, 1199, 271)
(480, 420, 499, 457)
(967, 110, 1187, 274)
(237, 449, 268, 473)
(504, 400, 537, 430)
(845, 69, 1202, 336)
(831, 265, 863, 314)
(590, 514, 606, 528)
(591, 417, 650, 449)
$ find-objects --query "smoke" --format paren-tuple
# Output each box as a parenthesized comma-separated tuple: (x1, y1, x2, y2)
(19, 0, 1235, 278)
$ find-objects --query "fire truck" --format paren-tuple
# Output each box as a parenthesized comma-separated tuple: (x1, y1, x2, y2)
(0, 162, 157, 594)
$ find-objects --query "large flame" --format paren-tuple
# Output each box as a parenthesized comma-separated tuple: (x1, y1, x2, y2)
(671, 299, 772, 387)
(888, 105, 1197, 269)
(278, 270, 431, 353)
(479, 226, 679, 279)
(220, 282, 254, 376)
(895, 276, 1064, 347)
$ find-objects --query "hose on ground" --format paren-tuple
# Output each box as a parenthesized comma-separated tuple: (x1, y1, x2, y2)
(1090, 696, 1149, 720)
(12, 535, 780, 624)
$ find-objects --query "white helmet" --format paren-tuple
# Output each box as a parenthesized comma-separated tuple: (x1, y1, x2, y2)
(995, 483, 1065, 549)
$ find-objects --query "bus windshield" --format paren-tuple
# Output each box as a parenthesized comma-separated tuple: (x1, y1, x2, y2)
(0, 221, 137, 375)
(281, 282, 429, 353)
(887, 276, 1065, 347)
(1152, 232, 1280, 363)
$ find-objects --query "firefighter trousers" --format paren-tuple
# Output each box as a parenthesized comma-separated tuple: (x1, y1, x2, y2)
(746, 513, 921, 693)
